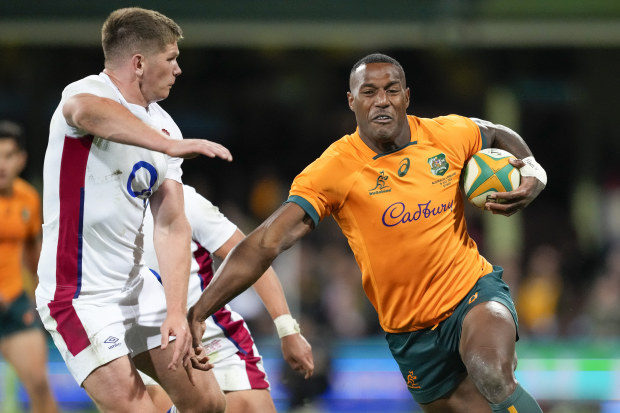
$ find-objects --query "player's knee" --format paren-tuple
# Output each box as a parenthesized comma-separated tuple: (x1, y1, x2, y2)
(22, 374, 53, 400)
(464, 351, 517, 403)
(202, 394, 226, 413)
(177, 392, 226, 413)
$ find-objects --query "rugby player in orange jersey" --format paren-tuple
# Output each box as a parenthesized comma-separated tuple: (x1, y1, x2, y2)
(0, 120, 59, 413)
(188, 53, 547, 413)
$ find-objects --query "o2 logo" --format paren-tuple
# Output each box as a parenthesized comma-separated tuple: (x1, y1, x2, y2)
(126, 161, 158, 200)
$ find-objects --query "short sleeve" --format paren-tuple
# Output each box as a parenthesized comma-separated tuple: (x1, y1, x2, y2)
(432, 115, 484, 163)
(151, 105, 184, 184)
(183, 186, 237, 252)
(287, 145, 355, 227)
(165, 155, 183, 184)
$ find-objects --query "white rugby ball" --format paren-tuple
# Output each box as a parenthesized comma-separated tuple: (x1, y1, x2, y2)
(462, 148, 521, 208)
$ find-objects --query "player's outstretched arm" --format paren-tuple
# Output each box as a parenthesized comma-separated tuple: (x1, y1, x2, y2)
(188, 203, 314, 350)
(214, 229, 315, 379)
(63, 94, 232, 161)
(472, 118, 547, 216)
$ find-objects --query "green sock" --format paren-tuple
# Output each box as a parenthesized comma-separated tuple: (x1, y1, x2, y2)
(490, 383, 543, 413)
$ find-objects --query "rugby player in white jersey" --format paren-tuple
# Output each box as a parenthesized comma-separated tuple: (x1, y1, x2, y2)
(35, 8, 231, 413)
(140, 185, 314, 412)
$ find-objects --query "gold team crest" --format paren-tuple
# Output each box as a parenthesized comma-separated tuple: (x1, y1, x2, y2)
(368, 170, 391, 195)
(428, 153, 449, 176)
(407, 371, 421, 389)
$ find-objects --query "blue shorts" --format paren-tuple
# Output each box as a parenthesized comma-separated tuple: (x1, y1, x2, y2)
(385, 266, 518, 404)
(0, 292, 41, 339)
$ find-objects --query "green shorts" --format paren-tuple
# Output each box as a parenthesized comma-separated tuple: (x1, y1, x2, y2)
(0, 292, 41, 339)
(385, 266, 518, 404)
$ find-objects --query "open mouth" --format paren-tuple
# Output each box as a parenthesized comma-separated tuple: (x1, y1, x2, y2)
(373, 115, 392, 123)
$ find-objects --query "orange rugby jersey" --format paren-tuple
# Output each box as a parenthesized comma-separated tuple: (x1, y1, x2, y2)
(288, 115, 493, 333)
(0, 178, 42, 302)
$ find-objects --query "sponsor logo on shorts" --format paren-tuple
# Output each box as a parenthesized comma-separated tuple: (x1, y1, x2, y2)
(407, 371, 421, 389)
(22, 310, 35, 326)
(104, 336, 121, 350)
(468, 292, 479, 305)
(203, 339, 223, 355)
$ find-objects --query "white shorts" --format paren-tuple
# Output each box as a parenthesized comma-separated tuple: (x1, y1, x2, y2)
(36, 270, 168, 385)
(140, 305, 269, 392)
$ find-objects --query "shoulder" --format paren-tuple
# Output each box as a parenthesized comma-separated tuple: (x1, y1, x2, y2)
(294, 135, 367, 189)
(12, 178, 41, 211)
(415, 114, 482, 159)
(298, 143, 350, 181)
(13, 178, 40, 200)
(316, 135, 364, 168)
(62, 74, 118, 101)
(148, 102, 172, 120)
(419, 114, 477, 130)
(292, 135, 366, 194)
(416, 114, 480, 145)
(149, 103, 182, 141)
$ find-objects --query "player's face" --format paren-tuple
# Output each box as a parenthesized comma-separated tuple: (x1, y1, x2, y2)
(347, 63, 410, 149)
(0, 138, 25, 194)
(140, 42, 182, 104)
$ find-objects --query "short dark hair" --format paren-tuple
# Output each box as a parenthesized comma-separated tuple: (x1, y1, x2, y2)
(349, 53, 406, 90)
(102, 7, 183, 67)
(0, 120, 25, 150)
(351, 53, 404, 76)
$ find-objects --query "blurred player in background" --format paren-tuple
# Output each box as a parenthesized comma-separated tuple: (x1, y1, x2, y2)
(188, 53, 547, 413)
(0, 120, 59, 413)
(34, 8, 231, 412)
(140, 184, 314, 412)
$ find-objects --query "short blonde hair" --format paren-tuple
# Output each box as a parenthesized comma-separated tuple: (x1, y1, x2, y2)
(102, 7, 183, 67)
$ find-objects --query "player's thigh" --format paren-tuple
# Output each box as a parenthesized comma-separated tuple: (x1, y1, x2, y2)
(458, 267, 519, 378)
(0, 328, 50, 383)
(0, 292, 48, 370)
(134, 341, 225, 412)
(224, 389, 276, 413)
(82, 355, 157, 413)
(459, 301, 518, 375)
(420, 375, 491, 413)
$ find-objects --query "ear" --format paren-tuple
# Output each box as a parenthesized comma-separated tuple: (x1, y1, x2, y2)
(347, 91, 355, 111)
(132, 54, 145, 77)
(15, 150, 26, 175)
(405, 87, 411, 109)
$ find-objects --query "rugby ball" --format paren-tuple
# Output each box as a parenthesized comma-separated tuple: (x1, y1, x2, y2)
(462, 148, 521, 208)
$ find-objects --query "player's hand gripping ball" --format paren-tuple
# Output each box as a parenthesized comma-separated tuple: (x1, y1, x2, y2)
(462, 148, 521, 208)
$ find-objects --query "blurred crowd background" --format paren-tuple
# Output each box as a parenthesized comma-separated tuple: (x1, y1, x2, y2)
(1, 1, 620, 412)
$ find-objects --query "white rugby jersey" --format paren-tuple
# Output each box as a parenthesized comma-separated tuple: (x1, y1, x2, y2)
(142, 185, 237, 307)
(36, 73, 183, 302)
(142, 188, 270, 391)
